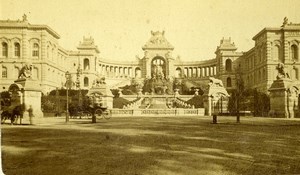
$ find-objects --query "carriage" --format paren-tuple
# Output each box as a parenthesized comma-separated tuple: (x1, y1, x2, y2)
(1, 105, 23, 124)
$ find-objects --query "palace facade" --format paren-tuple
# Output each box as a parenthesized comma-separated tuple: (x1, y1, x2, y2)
(0, 16, 300, 94)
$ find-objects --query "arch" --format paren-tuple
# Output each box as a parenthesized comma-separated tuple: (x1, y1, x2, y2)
(32, 43, 39, 57)
(273, 45, 282, 62)
(2, 66, 7, 78)
(175, 67, 182, 78)
(84, 58, 90, 70)
(2, 42, 8, 57)
(84, 77, 89, 87)
(226, 77, 232, 87)
(291, 44, 298, 61)
(292, 67, 298, 80)
(14, 42, 20, 57)
(151, 56, 166, 79)
(33, 67, 39, 80)
(225, 59, 232, 72)
(135, 67, 141, 78)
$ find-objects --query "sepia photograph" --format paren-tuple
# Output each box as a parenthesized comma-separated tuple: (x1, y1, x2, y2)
(1, 0, 300, 174)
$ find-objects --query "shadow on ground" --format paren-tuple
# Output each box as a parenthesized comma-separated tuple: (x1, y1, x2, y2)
(1, 117, 300, 175)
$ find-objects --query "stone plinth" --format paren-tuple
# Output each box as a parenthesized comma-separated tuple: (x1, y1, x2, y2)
(15, 78, 43, 118)
(268, 78, 298, 118)
(8, 78, 43, 124)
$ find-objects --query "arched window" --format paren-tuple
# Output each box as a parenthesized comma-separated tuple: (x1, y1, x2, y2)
(14, 43, 20, 57)
(227, 77, 232, 87)
(84, 77, 89, 87)
(274, 45, 282, 62)
(291, 45, 298, 61)
(84, 58, 90, 70)
(175, 67, 182, 78)
(32, 43, 39, 57)
(33, 67, 39, 80)
(225, 59, 232, 72)
(135, 67, 141, 78)
(2, 66, 7, 78)
(2, 42, 8, 57)
(292, 68, 298, 80)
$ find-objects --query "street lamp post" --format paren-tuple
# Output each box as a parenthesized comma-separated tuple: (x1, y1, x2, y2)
(65, 71, 72, 123)
(76, 64, 83, 106)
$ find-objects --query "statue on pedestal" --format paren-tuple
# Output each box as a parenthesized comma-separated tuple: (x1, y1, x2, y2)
(276, 63, 290, 79)
(18, 63, 33, 79)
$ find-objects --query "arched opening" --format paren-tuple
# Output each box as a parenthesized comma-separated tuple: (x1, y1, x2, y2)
(32, 43, 39, 57)
(175, 67, 182, 78)
(84, 58, 90, 70)
(227, 77, 232, 87)
(151, 56, 166, 79)
(84, 77, 89, 87)
(33, 67, 39, 80)
(291, 45, 298, 61)
(292, 68, 298, 80)
(2, 42, 8, 57)
(135, 67, 141, 78)
(14, 43, 20, 57)
(274, 45, 282, 62)
(225, 59, 232, 72)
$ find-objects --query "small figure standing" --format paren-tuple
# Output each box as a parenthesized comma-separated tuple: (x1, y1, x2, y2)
(28, 105, 34, 125)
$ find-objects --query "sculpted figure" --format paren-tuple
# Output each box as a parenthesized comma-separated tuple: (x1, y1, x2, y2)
(209, 77, 224, 87)
(18, 63, 33, 79)
(94, 77, 106, 87)
(276, 63, 290, 79)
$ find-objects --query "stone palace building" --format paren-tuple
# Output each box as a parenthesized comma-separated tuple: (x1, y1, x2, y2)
(0, 15, 300, 94)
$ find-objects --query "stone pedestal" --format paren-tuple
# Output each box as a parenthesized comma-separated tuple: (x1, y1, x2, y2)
(269, 78, 298, 118)
(15, 79, 43, 118)
(9, 78, 43, 124)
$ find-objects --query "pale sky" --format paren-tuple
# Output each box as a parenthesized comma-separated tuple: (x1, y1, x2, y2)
(1, 0, 300, 61)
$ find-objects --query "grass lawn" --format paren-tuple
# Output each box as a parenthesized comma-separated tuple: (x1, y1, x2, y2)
(1, 116, 300, 175)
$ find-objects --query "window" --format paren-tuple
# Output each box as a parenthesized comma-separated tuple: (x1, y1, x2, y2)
(274, 45, 282, 62)
(135, 67, 141, 78)
(225, 59, 232, 72)
(2, 67, 7, 78)
(14, 43, 20, 57)
(84, 77, 89, 87)
(291, 45, 298, 61)
(175, 67, 182, 78)
(2, 42, 8, 57)
(292, 68, 298, 80)
(32, 43, 39, 57)
(227, 77, 232, 87)
(84, 58, 90, 70)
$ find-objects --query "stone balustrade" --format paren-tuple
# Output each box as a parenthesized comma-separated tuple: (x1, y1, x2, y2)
(110, 108, 205, 117)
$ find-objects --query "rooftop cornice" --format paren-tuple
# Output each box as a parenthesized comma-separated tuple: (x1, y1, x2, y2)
(0, 20, 60, 39)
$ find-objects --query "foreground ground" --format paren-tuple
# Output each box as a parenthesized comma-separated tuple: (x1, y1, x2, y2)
(1, 116, 300, 175)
